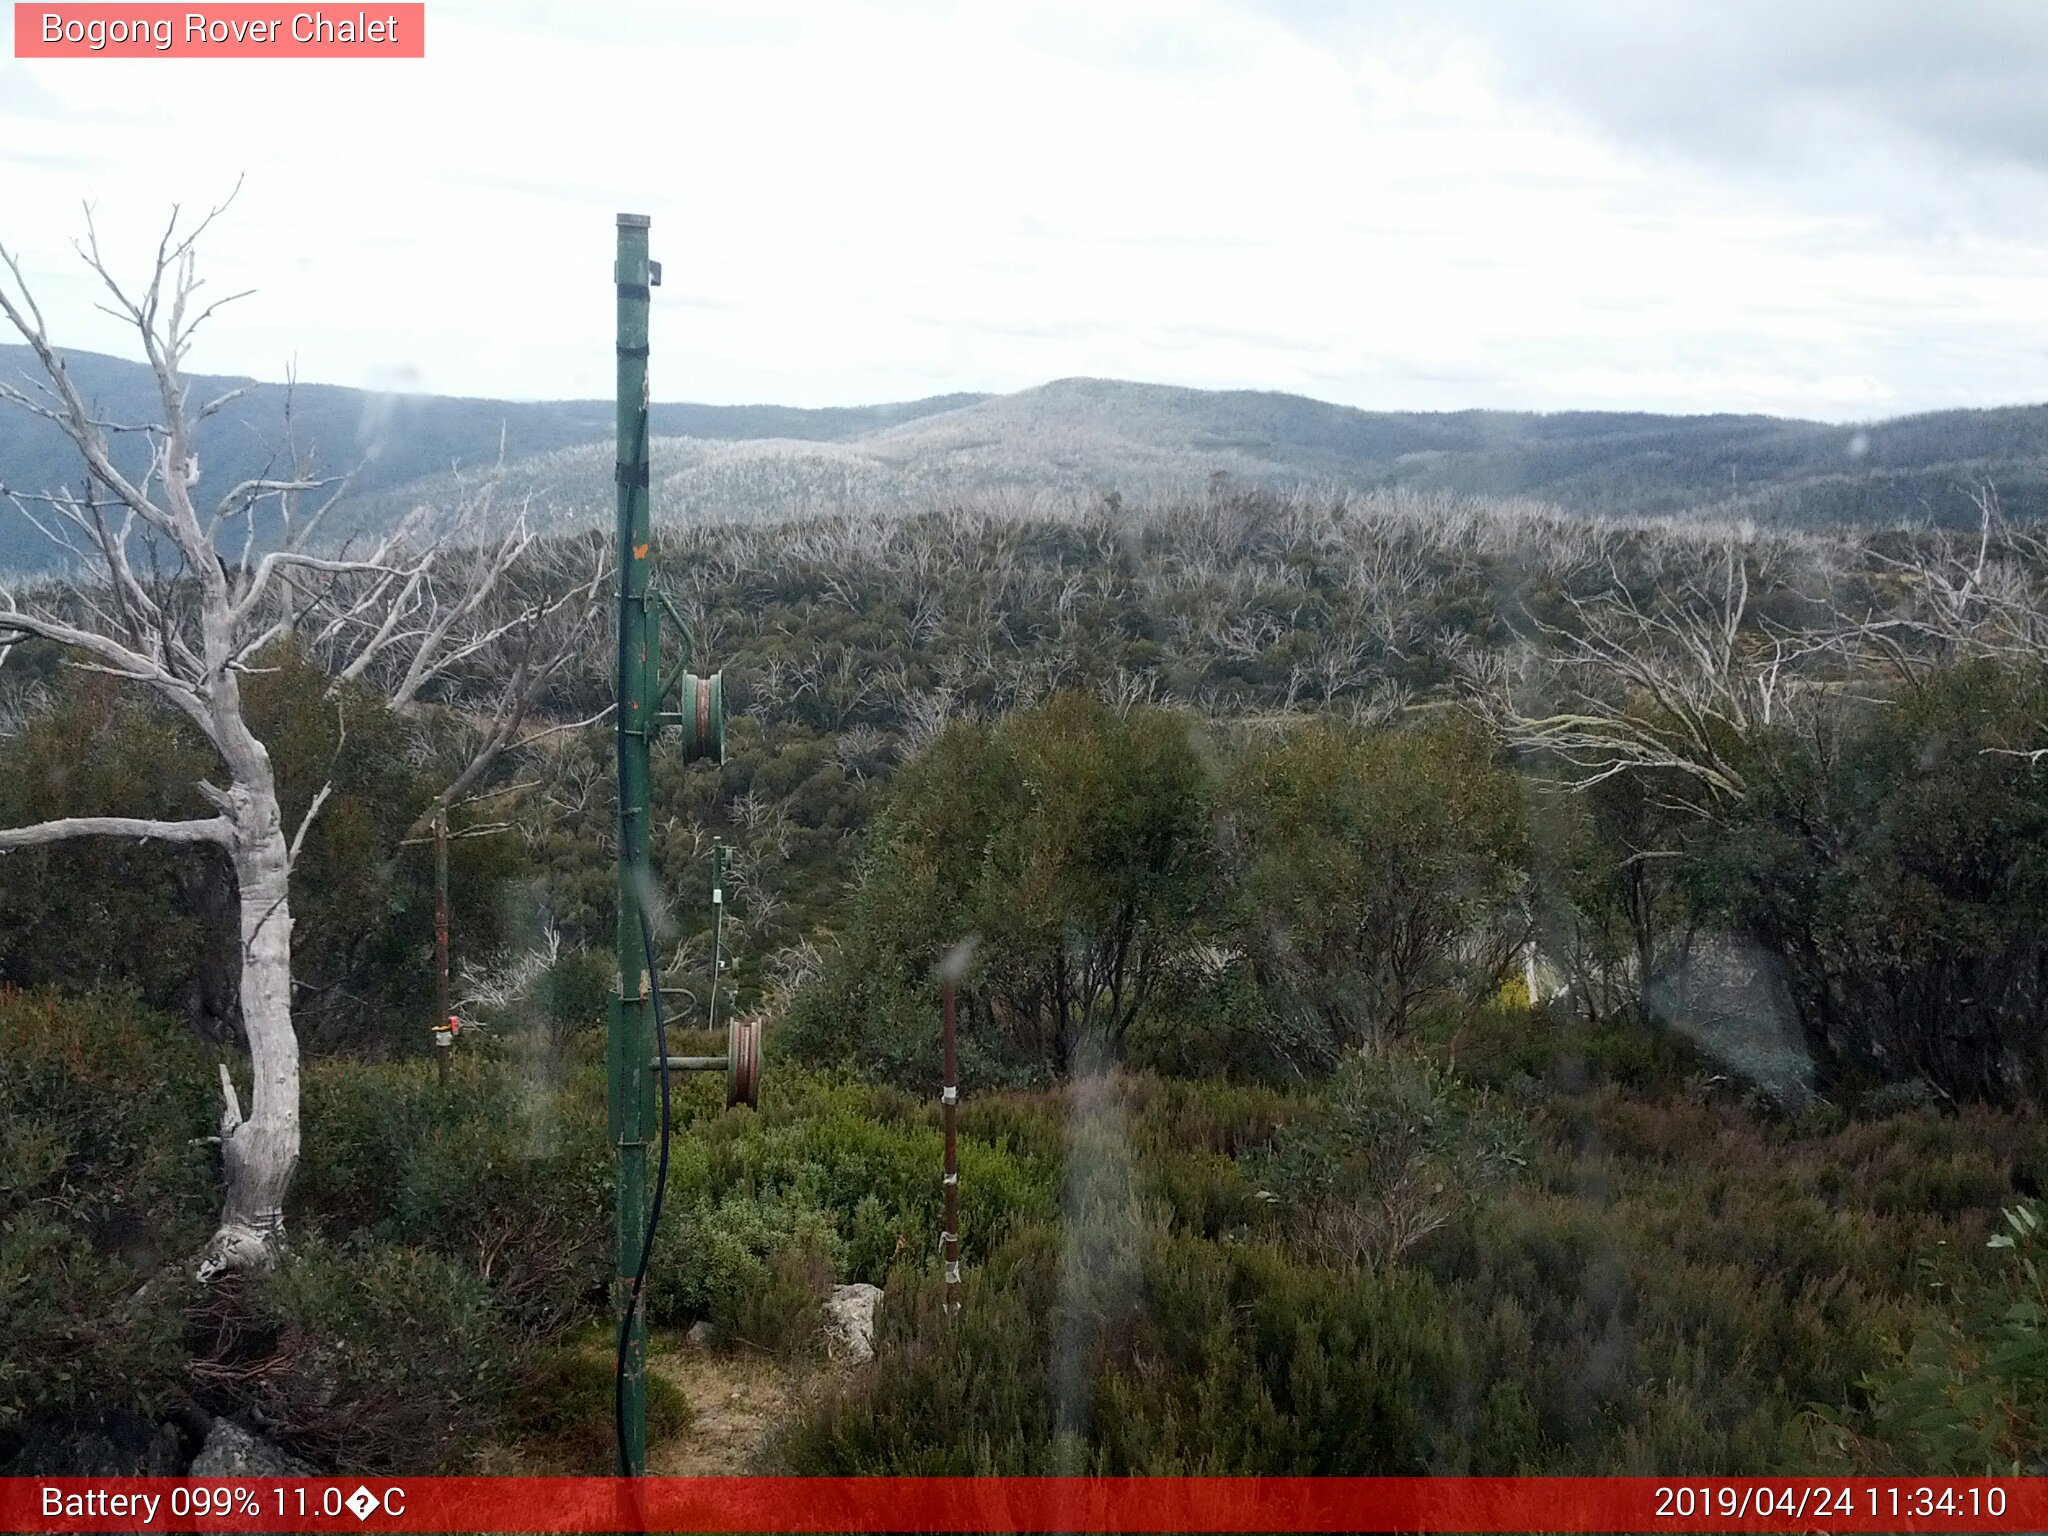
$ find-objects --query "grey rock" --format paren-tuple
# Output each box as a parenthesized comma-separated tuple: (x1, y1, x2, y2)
(823, 1282, 883, 1364)
(1648, 933, 1816, 1105)
(188, 1418, 310, 1478)
(685, 1320, 719, 1347)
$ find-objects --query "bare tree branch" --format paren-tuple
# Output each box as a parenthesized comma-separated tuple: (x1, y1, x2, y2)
(0, 814, 233, 849)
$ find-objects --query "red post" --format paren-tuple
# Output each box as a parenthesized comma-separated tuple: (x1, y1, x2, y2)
(942, 976, 959, 1317)
(435, 811, 450, 1087)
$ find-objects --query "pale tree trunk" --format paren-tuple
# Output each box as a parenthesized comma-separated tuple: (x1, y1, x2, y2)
(192, 475, 304, 1275)
(199, 787, 300, 1278)
(2, 195, 603, 1279)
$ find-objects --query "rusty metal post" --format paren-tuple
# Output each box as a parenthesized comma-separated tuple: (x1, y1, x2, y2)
(942, 975, 960, 1318)
(434, 810, 449, 1088)
(708, 840, 726, 1037)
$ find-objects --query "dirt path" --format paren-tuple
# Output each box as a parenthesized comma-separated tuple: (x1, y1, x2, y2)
(645, 1337, 801, 1474)
(490, 1330, 811, 1476)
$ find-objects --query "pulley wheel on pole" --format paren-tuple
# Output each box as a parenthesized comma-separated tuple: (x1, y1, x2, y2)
(727, 1014, 762, 1108)
(667, 671, 725, 763)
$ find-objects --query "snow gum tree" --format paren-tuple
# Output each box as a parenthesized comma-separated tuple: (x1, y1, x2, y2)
(0, 197, 600, 1275)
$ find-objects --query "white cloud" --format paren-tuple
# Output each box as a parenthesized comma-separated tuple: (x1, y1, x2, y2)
(2, 0, 2043, 420)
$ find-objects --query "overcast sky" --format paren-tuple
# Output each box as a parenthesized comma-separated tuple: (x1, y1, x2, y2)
(5, 0, 2047, 420)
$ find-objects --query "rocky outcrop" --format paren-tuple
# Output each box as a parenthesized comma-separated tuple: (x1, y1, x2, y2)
(822, 1283, 883, 1364)
(187, 1418, 311, 1477)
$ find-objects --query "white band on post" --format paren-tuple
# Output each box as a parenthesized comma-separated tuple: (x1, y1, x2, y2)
(941, 1086, 957, 1105)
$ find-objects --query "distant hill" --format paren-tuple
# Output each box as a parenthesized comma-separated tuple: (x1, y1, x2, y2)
(0, 344, 983, 572)
(4, 350, 2045, 573)
(369, 377, 2048, 539)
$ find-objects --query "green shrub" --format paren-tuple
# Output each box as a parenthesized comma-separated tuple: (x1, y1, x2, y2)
(690, 1081, 1057, 1277)
(190, 1236, 519, 1472)
(507, 1332, 691, 1468)
(0, 989, 213, 1452)
(293, 1051, 610, 1333)
(0, 685, 225, 1030)
(0, 652, 519, 1053)
(1688, 660, 2048, 1104)
(773, 1049, 2042, 1478)
(783, 694, 1222, 1084)
(540, 946, 615, 1029)
(645, 1189, 843, 1350)
(1226, 716, 1528, 1058)
(773, 1223, 1065, 1473)
(776, 1218, 1477, 1474)
(1246, 1047, 1525, 1270)
(0, 988, 215, 1240)
(0, 1217, 191, 1441)
(1820, 1200, 2048, 1474)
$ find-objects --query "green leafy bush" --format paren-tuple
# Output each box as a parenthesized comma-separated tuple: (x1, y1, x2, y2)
(1227, 717, 1529, 1058)
(292, 1051, 610, 1334)
(1824, 1200, 2048, 1473)
(620, 1065, 1061, 1352)
(0, 987, 215, 1242)
(0, 1218, 192, 1443)
(0, 649, 519, 1053)
(677, 1075, 1058, 1277)
(539, 946, 615, 1030)
(189, 1236, 518, 1472)
(1246, 1047, 1525, 1269)
(0, 989, 213, 1450)
(784, 693, 1221, 1084)
(507, 1332, 691, 1468)
(1688, 661, 2048, 1104)
(645, 1188, 843, 1349)
(0, 685, 225, 1032)
(777, 1217, 1478, 1474)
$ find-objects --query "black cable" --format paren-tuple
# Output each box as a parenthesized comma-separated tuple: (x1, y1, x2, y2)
(613, 903, 673, 1476)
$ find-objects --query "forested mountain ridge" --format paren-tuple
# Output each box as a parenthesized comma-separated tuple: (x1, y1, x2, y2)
(337, 378, 2048, 546)
(5, 348, 2046, 573)
(0, 343, 984, 572)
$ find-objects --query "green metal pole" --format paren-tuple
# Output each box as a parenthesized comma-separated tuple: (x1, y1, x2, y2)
(610, 211, 655, 1478)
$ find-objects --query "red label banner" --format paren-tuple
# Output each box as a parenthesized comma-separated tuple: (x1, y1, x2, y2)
(13, 4, 424, 57)
(1, 1476, 2042, 1533)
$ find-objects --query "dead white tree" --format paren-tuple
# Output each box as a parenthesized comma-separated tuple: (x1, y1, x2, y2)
(1484, 543, 1818, 809)
(1855, 486, 2048, 667)
(309, 505, 608, 835)
(1827, 489, 2048, 766)
(0, 197, 599, 1276)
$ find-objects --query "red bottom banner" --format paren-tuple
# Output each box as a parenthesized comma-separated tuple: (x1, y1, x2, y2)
(4, 1476, 2041, 1533)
